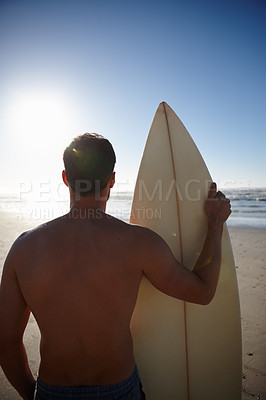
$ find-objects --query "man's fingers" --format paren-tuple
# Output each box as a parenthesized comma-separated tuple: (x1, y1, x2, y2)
(215, 191, 226, 199)
(205, 183, 232, 222)
(208, 182, 217, 199)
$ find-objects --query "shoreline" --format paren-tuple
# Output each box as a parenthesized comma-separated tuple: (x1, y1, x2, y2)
(0, 213, 265, 399)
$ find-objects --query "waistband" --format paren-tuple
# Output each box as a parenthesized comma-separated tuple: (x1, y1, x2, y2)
(36, 366, 140, 399)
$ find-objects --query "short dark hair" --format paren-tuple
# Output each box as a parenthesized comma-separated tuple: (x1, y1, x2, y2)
(63, 133, 116, 196)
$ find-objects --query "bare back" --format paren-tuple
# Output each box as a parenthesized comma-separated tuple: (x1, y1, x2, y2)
(0, 183, 229, 400)
(14, 212, 143, 386)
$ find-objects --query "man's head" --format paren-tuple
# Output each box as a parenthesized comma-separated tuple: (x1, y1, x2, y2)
(63, 133, 116, 196)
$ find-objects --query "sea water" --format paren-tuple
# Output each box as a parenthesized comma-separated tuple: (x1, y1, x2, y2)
(223, 188, 266, 228)
(0, 188, 266, 229)
(108, 188, 266, 228)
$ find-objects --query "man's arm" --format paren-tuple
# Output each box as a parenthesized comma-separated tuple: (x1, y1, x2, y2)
(138, 182, 231, 305)
(192, 183, 231, 299)
(0, 238, 36, 400)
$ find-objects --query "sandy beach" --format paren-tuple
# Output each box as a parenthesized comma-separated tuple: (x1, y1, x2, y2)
(0, 211, 265, 399)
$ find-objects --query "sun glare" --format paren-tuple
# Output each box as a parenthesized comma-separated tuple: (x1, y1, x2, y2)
(2, 87, 78, 187)
(7, 89, 74, 151)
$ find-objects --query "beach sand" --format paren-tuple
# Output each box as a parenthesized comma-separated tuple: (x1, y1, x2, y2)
(0, 211, 265, 399)
(230, 227, 266, 400)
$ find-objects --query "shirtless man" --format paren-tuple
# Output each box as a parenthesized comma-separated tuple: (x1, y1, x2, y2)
(0, 133, 231, 400)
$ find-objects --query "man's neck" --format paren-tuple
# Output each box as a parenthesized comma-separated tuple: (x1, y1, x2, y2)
(69, 189, 108, 213)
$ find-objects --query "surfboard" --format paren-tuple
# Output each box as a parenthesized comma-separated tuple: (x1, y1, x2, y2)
(130, 102, 242, 399)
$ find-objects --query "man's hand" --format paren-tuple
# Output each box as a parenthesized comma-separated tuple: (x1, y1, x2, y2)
(204, 182, 231, 228)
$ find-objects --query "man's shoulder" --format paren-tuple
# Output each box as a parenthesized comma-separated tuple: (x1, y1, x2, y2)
(103, 214, 157, 241)
(4, 226, 41, 269)
(119, 220, 164, 247)
(10, 216, 63, 252)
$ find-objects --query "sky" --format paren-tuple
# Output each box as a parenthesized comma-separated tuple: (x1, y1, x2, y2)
(0, 0, 265, 196)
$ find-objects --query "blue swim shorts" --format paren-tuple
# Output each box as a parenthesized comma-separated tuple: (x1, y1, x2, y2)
(35, 366, 146, 400)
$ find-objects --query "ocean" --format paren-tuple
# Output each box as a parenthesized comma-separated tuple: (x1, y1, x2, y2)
(108, 188, 266, 228)
(223, 188, 266, 228)
(0, 188, 266, 229)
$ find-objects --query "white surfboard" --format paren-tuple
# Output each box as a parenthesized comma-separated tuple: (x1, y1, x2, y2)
(130, 102, 242, 399)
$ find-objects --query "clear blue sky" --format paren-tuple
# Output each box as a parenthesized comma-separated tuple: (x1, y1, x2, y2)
(0, 0, 265, 193)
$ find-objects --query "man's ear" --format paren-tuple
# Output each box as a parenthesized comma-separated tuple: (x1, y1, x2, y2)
(62, 170, 69, 187)
(109, 172, 116, 189)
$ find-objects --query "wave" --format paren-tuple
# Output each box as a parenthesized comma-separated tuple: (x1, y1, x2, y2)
(232, 210, 266, 214)
(224, 188, 266, 202)
(230, 197, 266, 202)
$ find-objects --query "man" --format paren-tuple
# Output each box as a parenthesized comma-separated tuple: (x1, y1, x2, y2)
(0, 133, 231, 400)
